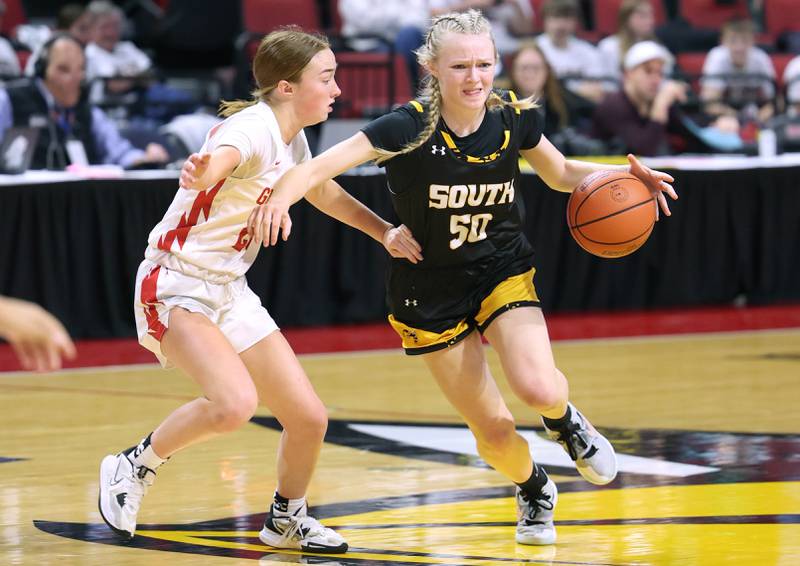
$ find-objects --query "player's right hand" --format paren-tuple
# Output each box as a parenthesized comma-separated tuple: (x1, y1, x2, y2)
(247, 198, 293, 247)
(179, 152, 211, 189)
(383, 224, 423, 264)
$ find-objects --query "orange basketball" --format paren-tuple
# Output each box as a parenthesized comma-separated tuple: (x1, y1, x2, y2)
(567, 170, 657, 258)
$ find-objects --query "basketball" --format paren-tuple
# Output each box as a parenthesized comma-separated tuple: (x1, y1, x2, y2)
(567, 170, 657, 258)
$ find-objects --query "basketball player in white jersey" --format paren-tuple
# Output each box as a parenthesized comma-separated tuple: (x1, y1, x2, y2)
(97, 28, 421, 554)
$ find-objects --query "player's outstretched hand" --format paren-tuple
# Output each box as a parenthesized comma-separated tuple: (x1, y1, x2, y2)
(247, 198, 292, 247)
(0, 296, 77, 372)
(383, 224, 423, 264)
(180, 152, 211, 189)
(627, 153, 678, 220)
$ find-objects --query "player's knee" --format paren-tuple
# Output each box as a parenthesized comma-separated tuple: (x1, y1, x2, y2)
(515, 370, 568, 411)
(518, 384, 565, 413)
(474, 416, 517, 456)
(285, 403, 328, 442)
(301, 407, 328, 441)
(209, 393, 258, 433)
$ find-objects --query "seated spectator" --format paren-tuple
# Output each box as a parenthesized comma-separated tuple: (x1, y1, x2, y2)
(534, 0, 606, 103)
(84, 1, 152, 81)
(0, 0, 21, 77)
(24, 4, 96, 76)
(597, 0, 659, 83)
(783, 54, 800, 116)
(430, 0, 535, 56)
(700, 18, 775, 125)
(592, 41, 692, 155)
(338, 0, 428, 89)
(0, 34, 168, 170)
(60, 3, 95, 45)
(506, 41, 603, 153)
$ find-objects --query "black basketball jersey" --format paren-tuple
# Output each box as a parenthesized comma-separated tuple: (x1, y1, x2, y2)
(362, 92, 544, 271)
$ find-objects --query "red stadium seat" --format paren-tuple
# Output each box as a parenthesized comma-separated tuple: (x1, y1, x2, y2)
(594, 0, 667, 38)
(677, 51, 707, 92)
(0, 0, 25, 36)
(764, 0, 800, 38)
(329, 0, 343, 34)
(15, 48, 30, 70)
(332, 52, 412, 118)
(530, 0, 544, 31)
(678, 0, 748, 30)
(242, 0, 321, 34)
(771, 53, 795, 89)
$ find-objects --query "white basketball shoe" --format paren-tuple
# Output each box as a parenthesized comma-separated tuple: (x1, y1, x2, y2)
(98, 452, 155, 540)
(259, 502, 348, 554)
(515, 473, 558, 545)
(543, 402, 618, 485)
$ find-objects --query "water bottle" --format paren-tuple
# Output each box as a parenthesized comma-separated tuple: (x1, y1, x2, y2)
(758, 128, 777, 158)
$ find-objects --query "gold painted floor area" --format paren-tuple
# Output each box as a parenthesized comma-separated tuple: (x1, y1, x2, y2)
(1, 328, 799, 565)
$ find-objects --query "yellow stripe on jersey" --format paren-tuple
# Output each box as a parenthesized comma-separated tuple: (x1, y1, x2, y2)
(409, 100, 424, 113)
(508, 90, 521, 114)
(439, 129, 510, 164)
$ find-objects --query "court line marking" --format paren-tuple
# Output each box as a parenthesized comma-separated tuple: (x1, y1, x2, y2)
(1, 326, 798, 377)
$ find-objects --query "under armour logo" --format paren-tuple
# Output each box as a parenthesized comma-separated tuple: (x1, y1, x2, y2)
(404, 299, 418, 307)
(431, 145, 445, 156)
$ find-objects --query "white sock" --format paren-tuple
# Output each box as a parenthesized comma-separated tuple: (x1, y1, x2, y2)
(127, 433, 166, 471)
(273, 493, 306, 516)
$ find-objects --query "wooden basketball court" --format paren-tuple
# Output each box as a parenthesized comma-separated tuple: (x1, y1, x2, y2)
(1, 312, 799, 565)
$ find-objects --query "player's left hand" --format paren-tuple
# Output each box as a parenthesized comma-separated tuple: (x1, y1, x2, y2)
(627, 153, 678, 220)
(383, 224, 423, 264)
(247, 198, 292, 247)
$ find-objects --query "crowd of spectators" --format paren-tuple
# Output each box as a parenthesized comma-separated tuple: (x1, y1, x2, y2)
(1, 0, 800, 172)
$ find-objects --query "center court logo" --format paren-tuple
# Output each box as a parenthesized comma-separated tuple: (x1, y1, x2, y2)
(35, 419, 800, 565)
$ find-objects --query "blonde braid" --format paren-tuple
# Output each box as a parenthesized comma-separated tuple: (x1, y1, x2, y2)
(374, 78, 443, 164)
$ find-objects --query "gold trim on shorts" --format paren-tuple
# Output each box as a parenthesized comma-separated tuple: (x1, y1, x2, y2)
(389, 268, 540, 355)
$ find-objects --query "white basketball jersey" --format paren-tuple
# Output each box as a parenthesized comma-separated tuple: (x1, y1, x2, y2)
(144, 102, 311, 283)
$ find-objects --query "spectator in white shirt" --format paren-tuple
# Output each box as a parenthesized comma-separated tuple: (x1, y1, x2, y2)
(84, 1, 151, 83)
(783, 55, 800, 116)
(534, 0, 605, 103)
(338, 0, 428, 88)
(597, 0, 659, 83)
(700, 18, 775, 123)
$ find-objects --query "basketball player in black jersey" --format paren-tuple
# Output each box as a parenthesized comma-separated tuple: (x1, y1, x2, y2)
(191, 10, 678, 546)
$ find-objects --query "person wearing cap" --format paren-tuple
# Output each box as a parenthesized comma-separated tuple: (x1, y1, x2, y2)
(591, 40, 691, 156)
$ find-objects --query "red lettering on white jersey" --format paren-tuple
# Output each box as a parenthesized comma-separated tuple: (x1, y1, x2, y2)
(232, 227, 252, 251)
(157, 179, 225, 252)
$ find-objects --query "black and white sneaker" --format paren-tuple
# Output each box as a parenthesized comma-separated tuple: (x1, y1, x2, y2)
(543, 402, 618, 485)
(516, 474, 558, 545)
(98, 453, 154, 540)
(259, 503, 348, 554)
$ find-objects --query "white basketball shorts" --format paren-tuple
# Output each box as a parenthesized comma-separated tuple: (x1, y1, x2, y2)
(133, 259, 278, 367)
